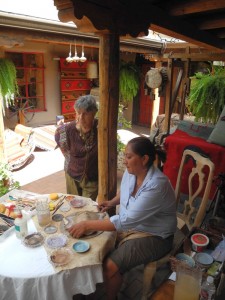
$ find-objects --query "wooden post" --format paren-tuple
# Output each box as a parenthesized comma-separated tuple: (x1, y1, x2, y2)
(18, 110, 26, 125)
(163, 58, 174, 134)
(98, 33, 119, 203)
(150, 61, 162, 132)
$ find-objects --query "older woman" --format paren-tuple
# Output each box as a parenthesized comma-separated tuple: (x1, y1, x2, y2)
(68, 136, 177, 300)
(55, 95, 98, 200)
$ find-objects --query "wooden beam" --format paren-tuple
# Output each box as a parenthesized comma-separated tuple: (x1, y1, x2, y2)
(163, 58, 174, 134)
(98, 33, 119, 203)
(169, 0, 225, 16)
(149, 52, 225, 62)
(199, 16, 225, 30)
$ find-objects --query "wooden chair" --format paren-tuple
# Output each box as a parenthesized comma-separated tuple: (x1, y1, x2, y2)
(141, 149, 215, 300)
(175, 149, 215, 231)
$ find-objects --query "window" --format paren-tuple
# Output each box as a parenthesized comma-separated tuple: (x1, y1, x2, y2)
(5, 52, 45, 112)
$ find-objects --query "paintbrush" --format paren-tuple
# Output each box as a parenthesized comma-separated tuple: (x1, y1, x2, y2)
(51, 196, 66, 216)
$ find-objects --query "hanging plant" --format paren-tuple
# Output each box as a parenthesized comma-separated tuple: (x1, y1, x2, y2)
(187, 66, 225, 124)
(119, 60, 140, 104)
(0, 58, 18, 115)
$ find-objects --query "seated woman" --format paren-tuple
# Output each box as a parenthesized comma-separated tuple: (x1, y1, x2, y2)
(68, 137, 177, 300)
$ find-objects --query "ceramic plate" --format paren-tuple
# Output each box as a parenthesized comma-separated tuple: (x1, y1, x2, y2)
(0, 224, 9, 233)
(44, 225, 57, 234)
(46, 234, 68, 249)
(49, 248, 73, 266)
(59, 203, 71, 212)
(73, 241, 90, 253)
(70, 199, 86, 208)
(195, 252, 214, 266)
(59, 212, 104, 239)
(52, 213, 64, 222)
(65, 195, 75, 202)
(23, 232, 44, 248)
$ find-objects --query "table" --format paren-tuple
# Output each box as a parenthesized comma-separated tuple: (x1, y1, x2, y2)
(0, 191, 116, 300)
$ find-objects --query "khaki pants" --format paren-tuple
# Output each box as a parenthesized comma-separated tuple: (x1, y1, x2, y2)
(65, 172, 98, 201)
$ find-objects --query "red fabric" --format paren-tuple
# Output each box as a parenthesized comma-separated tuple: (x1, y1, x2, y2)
(163, 129, 225, 199)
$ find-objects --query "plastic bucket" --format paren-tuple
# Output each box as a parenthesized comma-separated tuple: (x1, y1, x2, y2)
(191, 233, 209, 252)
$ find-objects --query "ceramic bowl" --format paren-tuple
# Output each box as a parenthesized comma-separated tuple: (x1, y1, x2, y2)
(175, 253, 195, 268)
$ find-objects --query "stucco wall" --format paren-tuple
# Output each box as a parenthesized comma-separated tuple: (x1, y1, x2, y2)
(3, 42, 134, 129)
(3, 42, 98, 128)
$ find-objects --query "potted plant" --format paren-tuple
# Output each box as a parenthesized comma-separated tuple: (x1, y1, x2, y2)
(0, 162, 20, 196)
(0, 58, 18, 114)
(187, 65, 225, 124)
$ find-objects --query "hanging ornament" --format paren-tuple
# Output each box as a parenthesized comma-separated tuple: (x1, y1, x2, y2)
(79, 41, 87, 63)
(72, 40, 80, 62)
(66, 44, 73, 63)
(87, 60, 98, 79)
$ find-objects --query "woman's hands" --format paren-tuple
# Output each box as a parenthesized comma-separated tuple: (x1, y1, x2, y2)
(98, 193, 120, 212)
(67, 221, 87, 238)
(98, 201, 114, 212)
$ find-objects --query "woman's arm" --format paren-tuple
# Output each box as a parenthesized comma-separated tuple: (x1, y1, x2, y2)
(68, 218, 116, 238)
(98, 191, 120, 212)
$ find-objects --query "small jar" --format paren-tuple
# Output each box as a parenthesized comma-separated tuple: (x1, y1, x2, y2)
(36, 197, 51, 227)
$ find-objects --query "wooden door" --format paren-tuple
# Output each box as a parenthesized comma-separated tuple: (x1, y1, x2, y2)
(138, 64, 154, 126)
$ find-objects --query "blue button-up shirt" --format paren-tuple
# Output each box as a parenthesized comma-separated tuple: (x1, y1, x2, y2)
(110, 166, 177, 239)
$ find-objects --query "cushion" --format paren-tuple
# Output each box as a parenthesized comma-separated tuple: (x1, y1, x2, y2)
(177, 120, 214, 140)
(208, 106, 225, 146)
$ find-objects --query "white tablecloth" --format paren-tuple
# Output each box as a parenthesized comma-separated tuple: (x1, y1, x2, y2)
(0, 219, 105, 300)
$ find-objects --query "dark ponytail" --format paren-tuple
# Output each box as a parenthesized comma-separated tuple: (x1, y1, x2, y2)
(127, 137, 156, 168)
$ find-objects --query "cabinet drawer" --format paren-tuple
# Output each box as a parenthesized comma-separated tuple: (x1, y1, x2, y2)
(62, 101, 75, 114)
(61, 71, 86, 79)
(60, 58, 87, 69)
(61, 79, 91, 91)
(61, 90, 89, 101)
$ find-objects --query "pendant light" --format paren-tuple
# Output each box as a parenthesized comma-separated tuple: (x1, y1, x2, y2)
(72, 40, 80, 62)
(66, 43, 73, 63)
(79, 41, 87, 63)
(87, 61, 98, 79)
(87, 48, 98, 79)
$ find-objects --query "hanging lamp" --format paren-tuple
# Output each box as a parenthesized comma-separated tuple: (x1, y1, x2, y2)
(79, 41, 87, 63)
(66, 43, 73, 63)
(87, 48, 98, 79)
(72, 40, 80, 62)
(87, 61, 98, 79)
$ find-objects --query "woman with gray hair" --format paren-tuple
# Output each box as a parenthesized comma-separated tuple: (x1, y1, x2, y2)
(55, 95, 98, 200)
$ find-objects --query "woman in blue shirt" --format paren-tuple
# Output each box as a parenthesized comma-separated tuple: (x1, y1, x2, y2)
(68, 137, 177, 300)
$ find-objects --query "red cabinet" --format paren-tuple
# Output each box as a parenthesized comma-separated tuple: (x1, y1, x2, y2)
(60, 58, 91, 122)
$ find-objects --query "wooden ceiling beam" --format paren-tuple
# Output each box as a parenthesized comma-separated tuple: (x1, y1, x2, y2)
(199, 16, 225, 30)
(54, 0, 225, 51)
(169, 0, 225, 16)
(148, 51, 225, 62)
